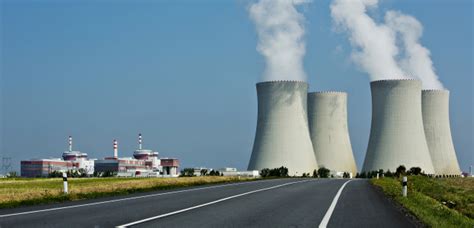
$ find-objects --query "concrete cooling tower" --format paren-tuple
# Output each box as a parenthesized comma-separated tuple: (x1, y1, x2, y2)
(307, 92, 357, 175)
(422, 90, 461, 175)
(362, 79, 435, 174)
(248, 81, 318, 175)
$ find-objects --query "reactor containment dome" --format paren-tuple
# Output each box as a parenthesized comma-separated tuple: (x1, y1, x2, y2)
(308, 92, 357, 175)
(422, 90, 461, 175)
(248, 81, 318, 175)
(362, 79, 435, 174)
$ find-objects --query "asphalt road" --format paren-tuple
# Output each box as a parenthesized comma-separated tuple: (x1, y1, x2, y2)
(0, 178, 416, 228)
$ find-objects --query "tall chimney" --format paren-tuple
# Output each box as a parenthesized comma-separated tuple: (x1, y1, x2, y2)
(138, 133, 143, 150)
(113, 139, 118, 158)
(68, 136, 73, 152)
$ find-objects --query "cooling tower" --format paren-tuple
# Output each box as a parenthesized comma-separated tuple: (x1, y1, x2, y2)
(248, 81, 318, 175)
(308, 92, 357, 175)
(362, 79, 435, 174)
(422, 90, 461, 175)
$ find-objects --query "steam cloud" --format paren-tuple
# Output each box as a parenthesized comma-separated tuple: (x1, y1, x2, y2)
(330, 0, 444, 89)
(249, 0, 311, 82)
(385, 11, 444, 89)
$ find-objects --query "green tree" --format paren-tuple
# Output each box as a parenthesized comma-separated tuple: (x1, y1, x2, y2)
(409, 167, 422, 175)
(317, 167, 330, 178)
(396, 165, 406, 177)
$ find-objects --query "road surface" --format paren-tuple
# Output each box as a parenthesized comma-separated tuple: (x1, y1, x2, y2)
(0, 178, 416, 228)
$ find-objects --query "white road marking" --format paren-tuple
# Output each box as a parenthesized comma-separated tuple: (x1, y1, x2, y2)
(116, 179, 310, 228)
(0, 179, 281, 218)
(319, 179, 353, 228)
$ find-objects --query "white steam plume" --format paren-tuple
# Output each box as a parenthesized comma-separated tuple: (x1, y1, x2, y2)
(386, 11, 444, 89)
(249, 0, 310, 82)
(330, 0, 407, 81)
(331, 0, 444, 89)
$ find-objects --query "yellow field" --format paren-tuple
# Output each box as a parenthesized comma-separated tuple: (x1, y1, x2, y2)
(0, 176, 253, 208)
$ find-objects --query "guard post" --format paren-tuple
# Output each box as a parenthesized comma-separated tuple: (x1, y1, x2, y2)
(402, 176, 407, 197)
(63, 172, 68, 194)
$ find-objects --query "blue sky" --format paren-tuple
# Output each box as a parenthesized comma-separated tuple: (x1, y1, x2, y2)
(1, 0, 472, 172)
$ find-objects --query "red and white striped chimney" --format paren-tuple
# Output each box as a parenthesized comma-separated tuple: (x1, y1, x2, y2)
(113, 139, 118, 158)
(138, 133, 143, 150)
(68, 136, 73, 152)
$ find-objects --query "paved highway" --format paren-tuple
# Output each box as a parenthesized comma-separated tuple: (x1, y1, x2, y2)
(0, 178, 416, 228)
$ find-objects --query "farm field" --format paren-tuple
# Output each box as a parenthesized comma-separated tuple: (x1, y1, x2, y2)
(0, 176, 254, 208)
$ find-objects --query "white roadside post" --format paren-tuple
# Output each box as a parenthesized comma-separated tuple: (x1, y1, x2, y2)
(63, 172, 68, 194)
(376, 173, 379, 179)
(402, 176, 407, 197)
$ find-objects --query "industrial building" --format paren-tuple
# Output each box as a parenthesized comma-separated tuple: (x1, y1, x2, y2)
(422, 90, 461, 175)
(362, 79, 435, 174)
(21, 136, 95, 177)
(95, 135, 180, 177)
(308, 91, 357, 176)
(248, 81, 318, 175)
(218, 167, 260, 178)
(21, 159, 74, 177)
(21, 134, 180, 178)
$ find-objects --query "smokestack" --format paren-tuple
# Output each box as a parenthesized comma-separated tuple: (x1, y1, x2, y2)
(68, 136, 72, 152)
(422, 90, 461, 175)
(138, 133, 143, 150)
(248, 81, 318, 175)
(113, 139, 118, 159)
(307, 92, 357, 175)
(362, 79, 435, 174)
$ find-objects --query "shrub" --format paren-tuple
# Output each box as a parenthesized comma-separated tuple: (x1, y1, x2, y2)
(260, 167, 289, 178)
(180, 168, 195, 177)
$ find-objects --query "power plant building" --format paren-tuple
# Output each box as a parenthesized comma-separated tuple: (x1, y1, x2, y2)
(248, 81, 318, 175)
(362, 79, 435, 174)
(308, 92, 357, 175)
(422, 90, 461, 175)
(21, 136, 95, 177)
(95, 134, 179, 177)
(21, 159, 75, 177)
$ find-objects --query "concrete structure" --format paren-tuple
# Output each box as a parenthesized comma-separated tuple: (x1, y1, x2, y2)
(422, 90, 461, 175)
(160, 158, 179, 177)
(248, 81, 318, 175)
(362, 79, 435, 174)
(308, 92, 357, 175)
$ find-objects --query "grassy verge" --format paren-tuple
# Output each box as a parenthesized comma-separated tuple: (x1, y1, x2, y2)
(0, 176, 256, 208)
(371, 176, 474, 228)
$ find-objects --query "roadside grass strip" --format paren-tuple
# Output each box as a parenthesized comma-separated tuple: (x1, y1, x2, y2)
(372, 177, 474, 228)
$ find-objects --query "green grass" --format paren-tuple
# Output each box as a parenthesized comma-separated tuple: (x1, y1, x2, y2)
(371, 176, 474, 228)
(0, 176, 256, 208)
